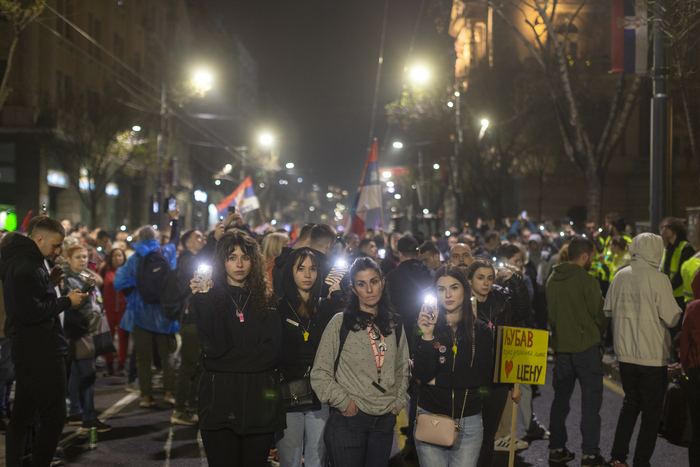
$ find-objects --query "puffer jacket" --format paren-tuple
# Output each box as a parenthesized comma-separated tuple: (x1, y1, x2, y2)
(62, 268, 104, 360)
(604, 233, 682, 366)
(113, 238, 178, 334)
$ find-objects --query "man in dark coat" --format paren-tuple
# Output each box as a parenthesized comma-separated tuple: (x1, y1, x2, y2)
(0, 218, 86, 467)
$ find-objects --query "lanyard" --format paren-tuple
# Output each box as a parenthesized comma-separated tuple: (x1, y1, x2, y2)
(229, 292, 251, 323)
(285, 298, 310, 341)
(366, 325, 386, 383)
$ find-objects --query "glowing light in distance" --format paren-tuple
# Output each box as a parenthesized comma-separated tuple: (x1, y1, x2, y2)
(126, 236, 132, 242)
(447, 102, 454, 108)
(393, 142, 403, 149)
(193, 71, 213, 89)
(454, 91, 460, 97)
(259, 183, 266, 188)
(224, 164, 232, 172)
(286, 162, 295, 169)
(423, 208, 429, 214)
(383, 171, 392, 178)
(309, 206, 315, 211)
(214, 180, 221, 186)
(433, 164, 440, 170)
(132, 125, 141, 132)
(386, 181, 395, 187)
(120, 225, 126, 231)
(259, 133, 274, 146)
(410, 66, 429, 84)
(480, 119, 489, 129)
(194, 190, 208, 203)
(297, 177, 303, 183)
(271, 219, 277, 225)
(394, 194, 402, 200)
(326, 192, 333, 198)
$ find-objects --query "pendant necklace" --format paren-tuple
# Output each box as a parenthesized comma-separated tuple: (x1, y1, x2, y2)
(285, 298, 310, 341)
(229, 290, 251, 323)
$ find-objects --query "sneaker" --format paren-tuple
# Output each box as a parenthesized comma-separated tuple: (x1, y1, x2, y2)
(581, 454, 607, 467)
(158, 392, 175, 409)
(66, 414, 82, 426)
(171, 411, 198, 426)
(140, 396, 157, 408)
(524, 423, 550, 440)
(549, 448, 575, 463)
(494, 435, 529, 451)
(186, 411, 199, 423)
(82, 419, 112, 433)
(268, 449, 280, 467)
(609, 461, 628, 467)
(125, 381, 140, 394)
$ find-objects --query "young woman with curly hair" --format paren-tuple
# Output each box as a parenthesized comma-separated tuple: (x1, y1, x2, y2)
(310, 257, 410, 467)
(190, 229, 284, 467)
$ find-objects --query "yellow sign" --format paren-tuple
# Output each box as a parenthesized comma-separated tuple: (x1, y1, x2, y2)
(493, 326, 549, 385)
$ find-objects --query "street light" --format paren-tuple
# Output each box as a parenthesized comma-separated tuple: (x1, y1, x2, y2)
(260, 133, 274, 146)
(224, 164, 232, 172)
(410, 66, 429, 84)
(286, 162, 295, 169)
(447, 102, 454, 108)
(480, 119, 489, 129)
(393, 142, 403, 149)
(383, 171, 392, 178)
(433, 163, 440, 170)
(132, 125, 141, 132)
(215, 179, 221, 186)
(394, 194, 402, 200)
(193, 70, 213, 95)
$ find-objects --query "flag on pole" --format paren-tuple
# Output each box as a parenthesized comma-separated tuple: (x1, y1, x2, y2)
(216, 176, 260, 218)
(345, 139, 382, 236)
(611, 0, 648, 74)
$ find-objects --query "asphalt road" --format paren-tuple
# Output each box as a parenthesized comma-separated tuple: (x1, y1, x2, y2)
(0, 364, 690, 466)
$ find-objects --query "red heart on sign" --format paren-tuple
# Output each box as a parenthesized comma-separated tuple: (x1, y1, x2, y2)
(505, 360, 514, 377)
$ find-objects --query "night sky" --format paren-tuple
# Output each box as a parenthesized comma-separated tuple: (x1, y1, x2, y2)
(203, 0, 452, 191)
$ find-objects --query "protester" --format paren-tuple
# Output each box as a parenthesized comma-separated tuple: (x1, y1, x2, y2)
(113, 211, 180, 409)
(473, 231, 500, 258)
(62, 244, 113, 432)
(0, 232, 18, 430)
(96, 230, 112, 257)
(190, 229, 283, 467)
(681, 270, 700, 467)
(358, 238, 379, 262)
(263, 232, 290, 287)
(343, 233, 360, 257)
(310, 257, 410, 467)
(449, 243, 474, 274)
(419, 241, 443, 271)
(380, 232, 403, 275)
(609, 236, 631, 279)
(546, 237, 607, 466)
(0, 217, 86, 467)
(660, 217, 696, 311)
(604, 233, 682, 467)
(101, 247, 128, 375)
(466, 259, 533, 466)
(275, 247, 341, 467)
(413, 264, 494, 467)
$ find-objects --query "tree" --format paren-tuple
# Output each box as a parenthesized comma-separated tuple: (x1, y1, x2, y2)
(53, 101, 155, 228)
(488, 0, 643, 222)
(0, 0, 45, 111)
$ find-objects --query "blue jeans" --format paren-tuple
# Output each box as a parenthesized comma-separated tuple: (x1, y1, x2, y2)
(324, 408, 396, 467)
(275, 405, 329, 467)
(415, 408, 483, 467)
(68, 359, 97, 421)
(548, 345, 603, 456)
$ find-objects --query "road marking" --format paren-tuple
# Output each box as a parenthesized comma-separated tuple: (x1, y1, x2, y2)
(603, 377, 625, 396)
(59, 393, 140, 447)
(164, 427, 174, 467)
(197, 430, 207, 465)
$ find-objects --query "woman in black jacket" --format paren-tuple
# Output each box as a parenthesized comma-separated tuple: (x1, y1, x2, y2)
(467, 259, 530, 467)
(190, 230, 284, 467)
(275, 247, 341, 467)
(414, 264, 493, 467)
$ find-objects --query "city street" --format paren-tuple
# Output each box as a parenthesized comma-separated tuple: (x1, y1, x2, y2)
(0, 365, 688, 467)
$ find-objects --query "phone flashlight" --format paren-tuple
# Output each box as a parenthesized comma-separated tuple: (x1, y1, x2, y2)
(219, 216, 224, 221)
(197, 265, 212, 276)
(498, 262, 505, 268)
(335, 259, 348, 269)
(378, 248, 386, 259)
(424, 296, 438, 323)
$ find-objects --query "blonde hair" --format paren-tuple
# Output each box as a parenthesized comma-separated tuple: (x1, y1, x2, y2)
(66, 244, 87, 258)
(262, 232, 289, 260)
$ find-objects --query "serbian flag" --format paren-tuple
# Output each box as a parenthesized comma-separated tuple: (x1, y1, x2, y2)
(611, 0, 648, 74)
(216, 176, 260, 217)
(345, 139, 383, 236)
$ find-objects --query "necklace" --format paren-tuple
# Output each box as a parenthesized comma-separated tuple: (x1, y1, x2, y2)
(451, 328, 458, 356)
(285, 298, 310, 341)
(366, 324, 386, 384)
(228, 290, 250, 323)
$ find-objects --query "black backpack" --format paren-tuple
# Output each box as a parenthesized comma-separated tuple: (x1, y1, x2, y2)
(160, 269, 192, 321)
(136, 250, 171, 304)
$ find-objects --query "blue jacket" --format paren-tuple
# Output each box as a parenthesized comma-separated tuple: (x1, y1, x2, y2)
(114, 239, 178, 334)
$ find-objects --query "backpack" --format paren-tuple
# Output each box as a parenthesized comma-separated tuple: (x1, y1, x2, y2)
(136, 250, 171, 304)
(160, 269, 192, 321)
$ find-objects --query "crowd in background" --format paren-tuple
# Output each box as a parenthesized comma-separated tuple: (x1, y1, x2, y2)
(0, 208, 697, 467)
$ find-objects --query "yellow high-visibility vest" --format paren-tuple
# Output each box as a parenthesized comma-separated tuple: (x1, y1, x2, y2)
(662, 240, 690, 298)
(681, 256, 700, 303)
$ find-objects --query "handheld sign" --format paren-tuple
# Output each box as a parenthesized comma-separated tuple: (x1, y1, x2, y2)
(493, 326, 549, 467)
(493, 326, 549, 385)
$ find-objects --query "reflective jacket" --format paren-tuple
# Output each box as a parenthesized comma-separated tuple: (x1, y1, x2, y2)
(681, 256, 700, 304)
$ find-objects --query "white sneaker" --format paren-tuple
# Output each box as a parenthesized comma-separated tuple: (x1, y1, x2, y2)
(494, 435, 529, 451)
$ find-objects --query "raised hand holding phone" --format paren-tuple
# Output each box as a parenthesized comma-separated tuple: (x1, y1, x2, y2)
(418, 296, 437, 340)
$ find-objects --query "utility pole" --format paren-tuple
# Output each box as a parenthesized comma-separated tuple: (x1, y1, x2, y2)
(650, 0, 668, 233)
(155, 83, 167, 230)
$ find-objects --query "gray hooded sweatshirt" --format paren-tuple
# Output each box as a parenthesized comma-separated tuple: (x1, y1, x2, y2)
(603, 233, 682, 366)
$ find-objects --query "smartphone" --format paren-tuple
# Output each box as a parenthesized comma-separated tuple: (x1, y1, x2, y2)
(196, 265, 213, 293)
(42, 203, 47, 212)
(228, 206, 236, 214)
(378, 248, 386, 259)
(521, 210, 527, 219)
(82, 283, 95, 295)
(168, 197, 177, 212)
(424, 296, 438, 323)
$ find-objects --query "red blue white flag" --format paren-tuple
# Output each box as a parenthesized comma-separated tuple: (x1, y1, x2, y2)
(345, 139, 383, 236)
(216, 176, 260, 217)
(611, 0, 648, 74)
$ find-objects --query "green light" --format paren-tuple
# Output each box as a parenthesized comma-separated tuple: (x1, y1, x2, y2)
(6, 212, 17, 231)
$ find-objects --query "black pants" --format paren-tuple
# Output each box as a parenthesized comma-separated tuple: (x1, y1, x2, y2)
(200, 428, 274, 467)
(6, 357, 66, 467)
(477, 385, 509, 467)
(611, 363, 666, 467)
(687, 368, 700, 467)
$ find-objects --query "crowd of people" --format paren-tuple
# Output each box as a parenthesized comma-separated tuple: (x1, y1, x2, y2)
(0, 209, 697, 467)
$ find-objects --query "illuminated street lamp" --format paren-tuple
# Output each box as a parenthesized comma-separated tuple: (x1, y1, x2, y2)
(410, 66, 430, 84)
(392, 142, 403, 149)
(260, 133, 274, 146)
(480, 119, 489, 129)
(383, 171, 392, 178)
(193, 70, 213, 96)
(433, 163, 440, 170)
(286, 162, 295, 169)
(132, 125, 141, 132)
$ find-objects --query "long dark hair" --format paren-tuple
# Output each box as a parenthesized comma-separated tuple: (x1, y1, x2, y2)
(101, 248, 126, 279)
(287, 247, 321, 318)
(213, 229, 277, 320)
(343, 256, 394, 336)
(432, 264, 474, 342)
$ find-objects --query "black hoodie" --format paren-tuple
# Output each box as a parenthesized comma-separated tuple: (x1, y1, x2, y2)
(385, 258, 434, 326)
(0, 234, 71, 364)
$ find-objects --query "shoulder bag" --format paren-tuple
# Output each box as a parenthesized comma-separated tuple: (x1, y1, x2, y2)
(280, 366, 314, 409)
(414, 324, 476, 447)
